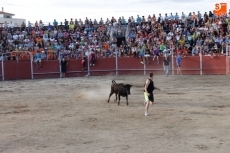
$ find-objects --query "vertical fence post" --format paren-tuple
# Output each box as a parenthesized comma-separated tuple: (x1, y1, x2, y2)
(200, 49, 202, 75)
(30, 52, 34, 79)
(1, 52, 4, 81)
(86, 50, 90, 77)
(115, 51, 118, 76)
(59, 52, 62, 78)
(171, 47, 174, 75)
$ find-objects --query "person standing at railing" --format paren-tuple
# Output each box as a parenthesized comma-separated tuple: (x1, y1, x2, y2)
(60, 56, 68, 78)
(8, 21, 14, 32)
(21, 21, 26, 32)
(39, 20, 44, 30)
(163, 54, 170, 77)
(53, 19, 58, 29)
(69, 20, 75, 31)
(136, 15, 142, 26)
(121, 16, 126, 25)
(176, 52, 186, 75)
(3, 21, 8, 31)
(64, 19, 69, 30)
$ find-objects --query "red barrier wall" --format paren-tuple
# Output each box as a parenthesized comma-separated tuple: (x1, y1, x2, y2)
(118, 57, 144, 75)
(228, 57, 230, 75)
(4, 60, 31, 80)
(33, 60, 60, 79)
(65, 59, 88, 77)
(0, 56, 228, 81)
(90, 57, 116, 76)
(146, 57, 171, 75)
(173, 56, 201, 75)
(202, 56, 226, 74)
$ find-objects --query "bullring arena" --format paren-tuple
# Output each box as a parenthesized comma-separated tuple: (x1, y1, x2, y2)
(1, 56, 230, 153)
(1, 2, 230, 152)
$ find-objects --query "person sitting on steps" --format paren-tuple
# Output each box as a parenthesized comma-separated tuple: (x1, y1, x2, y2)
(35, 50, 42, 69)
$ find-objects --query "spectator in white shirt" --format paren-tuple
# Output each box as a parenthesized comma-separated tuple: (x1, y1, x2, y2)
(13, 33, 19, 40)
(18, 32, 25, 41)
(39, 20, 44, 30)
(50, 36, 55, 44)
(8, 39, 14, 45)
(43, 35, 49, 43)
(8, 21, 14, 31)
(3, 21, 8, 30)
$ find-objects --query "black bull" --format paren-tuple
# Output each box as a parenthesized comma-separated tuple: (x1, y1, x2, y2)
(107, 80, 132, 105)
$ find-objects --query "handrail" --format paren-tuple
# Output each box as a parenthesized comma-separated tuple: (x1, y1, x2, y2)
(33, 72, 60, 75)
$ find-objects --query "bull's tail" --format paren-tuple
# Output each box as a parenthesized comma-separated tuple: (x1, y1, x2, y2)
(112, 80, 116, 84)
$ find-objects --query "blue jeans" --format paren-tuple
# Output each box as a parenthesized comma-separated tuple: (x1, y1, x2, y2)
(164, 65, 169, 76)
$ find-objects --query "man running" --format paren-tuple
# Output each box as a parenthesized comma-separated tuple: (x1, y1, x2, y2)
(144, 72, 160, 116)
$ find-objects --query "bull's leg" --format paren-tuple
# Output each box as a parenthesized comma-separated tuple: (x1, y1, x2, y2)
(115, 94, 117, 102)
(118, 94, 121, 105)
(108, 92, 114, 103)
(126, 96, 129, 106)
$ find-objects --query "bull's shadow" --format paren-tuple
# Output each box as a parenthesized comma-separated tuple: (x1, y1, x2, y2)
(107, 80, 132, 106)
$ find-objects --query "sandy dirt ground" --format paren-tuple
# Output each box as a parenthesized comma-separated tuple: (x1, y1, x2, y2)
(0, 75, 230, 153)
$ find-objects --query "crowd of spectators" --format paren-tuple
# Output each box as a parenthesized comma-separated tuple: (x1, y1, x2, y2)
(0, 10, 230, 65)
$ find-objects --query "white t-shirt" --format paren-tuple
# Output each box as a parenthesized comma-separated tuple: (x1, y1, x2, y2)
(19, 34, 24, 39)
(13, 34, 18, 40)
(197, 27, 208, 31)
(8, 23, 14, 28)
(177, 27, 182, 32)
(50, 38, 55, 42)
(166, 36, 171, 41)
(176, 35, 180, 41)
(54, 30, 58, 34)
(24, 39, 30, 43)
(168, 32, 174, 37)
(39, 23, 44, 28)
(4, 23, 8, 28)
(43, 37, 48, 42)
(8, 39, 14, 44)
